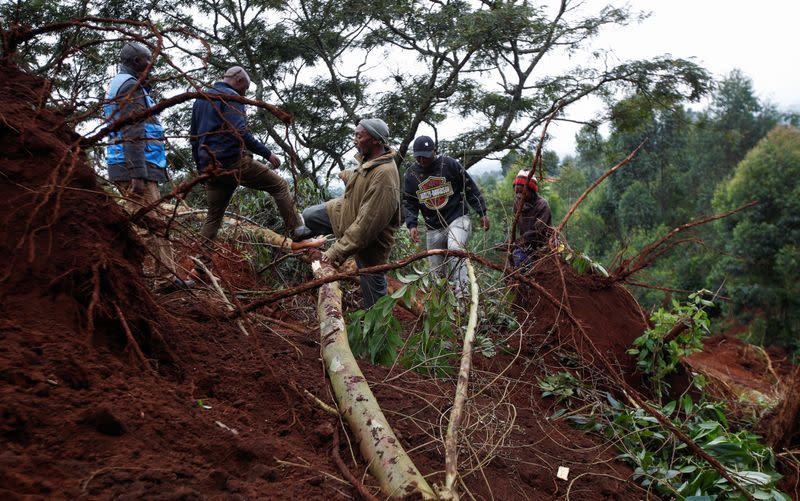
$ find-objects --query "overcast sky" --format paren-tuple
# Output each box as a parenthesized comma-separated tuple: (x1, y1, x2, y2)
(544, 0, 800, 159)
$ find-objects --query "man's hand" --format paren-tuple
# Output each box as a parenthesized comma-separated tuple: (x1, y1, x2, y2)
(268, 153, 281, 168)
(409, 226, 419, 243)
(480, 215, 490, 231)
(291, 236, 327, 252)
(307, 248, 331, 264)
(130, 177, 146, 196)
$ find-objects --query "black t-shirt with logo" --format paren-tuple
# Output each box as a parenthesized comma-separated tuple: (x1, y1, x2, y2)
(403, 155, 487, 230)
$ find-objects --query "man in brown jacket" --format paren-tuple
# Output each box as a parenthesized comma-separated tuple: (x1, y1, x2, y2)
(299, 118, 401, 308)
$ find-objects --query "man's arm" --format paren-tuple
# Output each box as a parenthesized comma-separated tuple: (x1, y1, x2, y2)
(117, 80, 148, 179)
(458, 160, 487, 218)
(402, 170, 422, 242)
(224, 101, 272, 159)
(454, 159, 489, 229)
(402, 170, 421, 228)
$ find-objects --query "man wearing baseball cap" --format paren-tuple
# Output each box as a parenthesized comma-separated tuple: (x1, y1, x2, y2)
(299, 118, 401, 309)
(403, 135, 489, 300)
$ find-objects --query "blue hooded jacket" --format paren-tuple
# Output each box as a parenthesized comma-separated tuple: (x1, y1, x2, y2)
(189, 82, 272, 171)
(103, 66, 167, 182)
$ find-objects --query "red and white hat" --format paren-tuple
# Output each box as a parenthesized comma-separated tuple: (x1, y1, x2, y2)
(513, 169, 538, 192)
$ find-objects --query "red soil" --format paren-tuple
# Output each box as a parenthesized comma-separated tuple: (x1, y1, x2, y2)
(0, 60, 661, 500)
(5, 57, 796, 500)
(685, 334, 788, 398)
(516, 255, 650, 391)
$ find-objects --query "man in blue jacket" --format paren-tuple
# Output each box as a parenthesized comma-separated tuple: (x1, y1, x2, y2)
(403, 135, 489, 299)
(104, 42, 193, 290)
(190, 66, 304, 257)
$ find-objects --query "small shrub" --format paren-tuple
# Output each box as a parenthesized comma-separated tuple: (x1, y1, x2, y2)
(628, 290, 713, 399)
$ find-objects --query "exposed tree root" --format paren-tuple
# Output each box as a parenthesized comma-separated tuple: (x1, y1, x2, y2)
(332, 425, 380, 501)
(612, 201, 757, 281)
(191, 257, 251, 337)
(556, 141, 645, 234)
(112, 301, 153, 375)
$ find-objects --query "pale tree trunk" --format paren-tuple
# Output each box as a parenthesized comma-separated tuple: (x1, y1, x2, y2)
(442, 259, 479, 500)
(313, 261, 435, 499)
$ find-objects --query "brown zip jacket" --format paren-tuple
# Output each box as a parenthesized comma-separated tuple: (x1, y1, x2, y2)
(323, 149, 401, 266)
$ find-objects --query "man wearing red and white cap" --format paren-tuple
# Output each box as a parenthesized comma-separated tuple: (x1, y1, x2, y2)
(512, 169, 552, 267)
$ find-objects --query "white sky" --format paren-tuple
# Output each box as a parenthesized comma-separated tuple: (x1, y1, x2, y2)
(544, 0, 800, 159)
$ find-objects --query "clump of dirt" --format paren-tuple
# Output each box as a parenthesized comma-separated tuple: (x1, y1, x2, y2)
(515, 254, 650, 391)
(685, 334, 787, 400)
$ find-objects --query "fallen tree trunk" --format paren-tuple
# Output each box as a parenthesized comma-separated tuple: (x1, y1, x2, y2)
(443, 259, 479, 500)
(312, 261, 435, 499)
(169, 204, 295, 251)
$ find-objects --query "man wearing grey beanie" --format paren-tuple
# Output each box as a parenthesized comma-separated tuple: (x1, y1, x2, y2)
(298, 118, 401, 309)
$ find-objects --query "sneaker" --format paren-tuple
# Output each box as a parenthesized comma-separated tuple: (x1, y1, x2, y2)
(173, 278, 195, 290)
(293, 225, 315, 242)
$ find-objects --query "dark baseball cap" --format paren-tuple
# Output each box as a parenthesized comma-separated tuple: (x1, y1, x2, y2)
(412, 135, 436, 158)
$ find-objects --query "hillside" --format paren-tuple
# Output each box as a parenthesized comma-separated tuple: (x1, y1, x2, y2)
(1, 55, 797, 501)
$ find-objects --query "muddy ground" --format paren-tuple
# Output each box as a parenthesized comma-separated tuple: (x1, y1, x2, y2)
(0, 60, 797, 500)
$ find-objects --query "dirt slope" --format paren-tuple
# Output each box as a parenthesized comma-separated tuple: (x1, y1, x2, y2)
(0, 61, 653, 500)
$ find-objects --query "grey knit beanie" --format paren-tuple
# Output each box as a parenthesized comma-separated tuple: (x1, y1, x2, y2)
(358, 118, 390, 145)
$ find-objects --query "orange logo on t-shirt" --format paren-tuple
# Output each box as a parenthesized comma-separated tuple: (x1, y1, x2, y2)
(416, 176, 453, 210)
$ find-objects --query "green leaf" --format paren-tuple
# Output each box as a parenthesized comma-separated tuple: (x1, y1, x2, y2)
(734, 471, 771, 487)
(682, 394, 694, 415)
(397, 273, 420, 284)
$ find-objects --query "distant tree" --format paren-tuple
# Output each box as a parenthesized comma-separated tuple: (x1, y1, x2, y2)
(713, 126, 800, 350)
(554, 160, 586, 206)
(687, 70, 781, 214)
(619, 181, 658, 232)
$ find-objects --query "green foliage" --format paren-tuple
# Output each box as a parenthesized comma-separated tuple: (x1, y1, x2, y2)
(559, 70, 794, 336)
(628, 292, 713, 399)
(346, 295, 404, 366)
(570, 394, 789, 500)
(347, 262, 514, 375)
(538, 371, 589, 411)
(713, 126, 800, 351)
(346, 269, 461, 376)
(475, 290, 519, 344)
(553, 160, 586, 206)
(562, 248, 609, 277)
(396, 274, 460, 377)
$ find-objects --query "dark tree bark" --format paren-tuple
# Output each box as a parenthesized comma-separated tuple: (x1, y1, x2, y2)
(764, 365, 800, 450)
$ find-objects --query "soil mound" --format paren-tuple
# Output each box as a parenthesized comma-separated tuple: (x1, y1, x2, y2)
(516, 254, 649, 390)
(685, 334, 788, 399)
(0, 61, 645, 500)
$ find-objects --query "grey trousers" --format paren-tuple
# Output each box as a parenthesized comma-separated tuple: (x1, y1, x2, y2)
(302, 203, 387, 309)
(426, 215, 472, 298)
